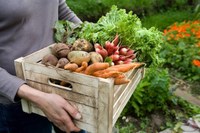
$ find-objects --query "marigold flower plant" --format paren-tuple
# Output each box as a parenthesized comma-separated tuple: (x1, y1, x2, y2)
(162, 20, 200, 80)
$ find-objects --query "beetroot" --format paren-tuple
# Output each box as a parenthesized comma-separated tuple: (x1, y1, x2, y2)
(42, 54, 58, 66)
(56, 58, 69, 68)
(51, 43, 71, 58)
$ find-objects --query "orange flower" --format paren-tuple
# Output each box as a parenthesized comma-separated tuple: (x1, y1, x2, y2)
(184, 33, 191, 37)
(164, 20, 200, 41)
(192, 20, 200, 25)
(192, 59, 200, 67)
(195, 32, 200, 39)
(197, 42, 200, 47)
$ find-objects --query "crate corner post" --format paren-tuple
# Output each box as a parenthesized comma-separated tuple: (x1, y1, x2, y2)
(97, 79, 114, 133)
(14, 57, 32, 114)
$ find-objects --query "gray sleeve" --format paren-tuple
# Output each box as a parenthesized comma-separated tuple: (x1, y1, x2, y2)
(59, 0, 82, 24)
(0, 67, 26, 102)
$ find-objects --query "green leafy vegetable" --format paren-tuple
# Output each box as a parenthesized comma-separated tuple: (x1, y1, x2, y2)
(78, 5, 164, 67)
(53, 20, 80, 44)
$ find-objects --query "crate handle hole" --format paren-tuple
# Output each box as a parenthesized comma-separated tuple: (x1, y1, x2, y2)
(48, 78, 73, 91)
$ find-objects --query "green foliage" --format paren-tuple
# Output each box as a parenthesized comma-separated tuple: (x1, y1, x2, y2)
(67, 0, 199, 22)
(122, 67, 172, 116)
(116, 123, 136, 133)
(194, 4, 200, 19)
(53, 20, 78, 44)
(67, 0, 114, 22)
(141, 8, 196, 31)
(78, 6, 164, 67)
(161, 21, 200, 81)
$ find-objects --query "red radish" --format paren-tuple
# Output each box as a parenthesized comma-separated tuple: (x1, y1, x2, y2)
(123, 58, 133, 64)
(113, 44, 119, 51)
(115, 60, 124, 65)
(94, 43, 103, 49)
(108, 45, 118, 55)
(95, 48, 108, 59)
(112, 34, 119, 46)
(119, 47, 128, 55)
(119, 55, 127, 61)
(114, 49, 119, 54)
(107, 48, 114, 56)
(128, 53, 136, 59)
(105, 41, 112, 50)
(126, 49, 135, 56)
(110, 54, 120, 61)
(105, 41, 119, 55)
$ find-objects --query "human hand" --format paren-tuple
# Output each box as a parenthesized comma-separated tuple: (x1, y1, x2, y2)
(38, 93, 81, 133)
(17, 84, 81, 133)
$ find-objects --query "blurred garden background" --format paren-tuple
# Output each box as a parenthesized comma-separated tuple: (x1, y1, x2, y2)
(66, 0, 200, 132)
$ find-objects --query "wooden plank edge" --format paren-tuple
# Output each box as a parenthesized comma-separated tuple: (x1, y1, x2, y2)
(112, 72, 142, 125)
(113, 68, 142, 103)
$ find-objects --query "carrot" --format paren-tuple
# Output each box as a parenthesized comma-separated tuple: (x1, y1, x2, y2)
(92, 70, 122, 78)
(84, 62, 110, 75)
(75, 61, 88, 73)
(114, 76, 130, 85)
(64, 63, 78, 72)
(107, 62, 145, 73)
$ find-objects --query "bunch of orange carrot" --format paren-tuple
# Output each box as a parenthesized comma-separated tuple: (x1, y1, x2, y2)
(64, 62, 145, 85)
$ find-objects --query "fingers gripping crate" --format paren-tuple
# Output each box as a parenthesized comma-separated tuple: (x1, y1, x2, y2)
(14, 44, 145, 133)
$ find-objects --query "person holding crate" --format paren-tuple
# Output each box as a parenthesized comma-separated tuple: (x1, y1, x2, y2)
(0, 0, 86, 133)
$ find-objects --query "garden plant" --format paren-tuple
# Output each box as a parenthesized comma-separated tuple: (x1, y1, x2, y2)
(65, 0, 200, 132)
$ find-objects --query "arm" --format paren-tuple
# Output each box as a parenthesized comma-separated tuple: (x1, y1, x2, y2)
(0, 67, 25, 102)
(59, 0, 82, 24)
(17, 84, 82, 133)
(0, 67, 81, 132)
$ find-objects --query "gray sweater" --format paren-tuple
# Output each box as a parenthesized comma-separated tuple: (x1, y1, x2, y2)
(0, 0, 82, 104)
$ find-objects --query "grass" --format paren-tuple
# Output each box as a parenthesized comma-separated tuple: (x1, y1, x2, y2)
(141, 8, 196, 31)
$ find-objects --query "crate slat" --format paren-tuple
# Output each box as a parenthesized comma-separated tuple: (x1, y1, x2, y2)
(27, 80, 98, 108)
(25, 71, 98, 98)
(112, 68, 144, 124)
(23, 62, 99, 88)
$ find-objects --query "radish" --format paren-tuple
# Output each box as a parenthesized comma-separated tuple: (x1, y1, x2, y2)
(95, 48, 108, 59)
(110, 54, 120, 61)
(105, 41, 113, 50)
(114, 49, 119, 54)
(119, 55, 127, 61)
(119, 47, 128, 55)
(115, 60, 124, 65)
(94, 43, 102, 49)
(128, 53, 136, 59)
(112, 34, 119, 46)
(123, 58, 133, 64)
(105, 41, 119, 55)
(126, 49, 135, 56)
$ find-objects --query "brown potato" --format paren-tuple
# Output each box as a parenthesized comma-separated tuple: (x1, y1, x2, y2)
(89, 52, 103, 64)
(67, 51, 91, 66)
(72, 39, 94, 52)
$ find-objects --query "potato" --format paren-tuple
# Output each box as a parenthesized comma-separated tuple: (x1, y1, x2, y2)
(89, 52, 103, 64)
(72, 39, 94, 52)
(67, 51, 91, 66)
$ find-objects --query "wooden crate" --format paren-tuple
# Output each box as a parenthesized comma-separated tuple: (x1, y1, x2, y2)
(14, 44, 145, 133)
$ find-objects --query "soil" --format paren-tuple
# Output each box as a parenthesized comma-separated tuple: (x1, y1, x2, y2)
(170, 76, 200, 107)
